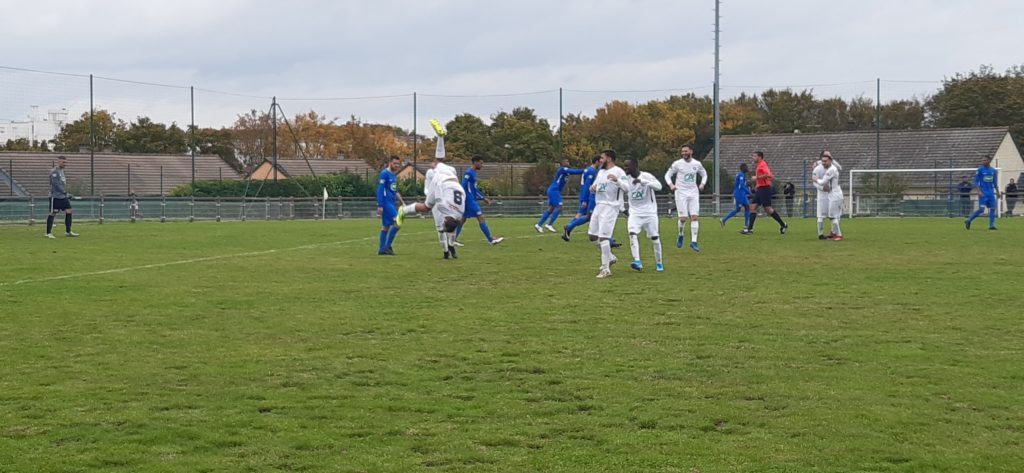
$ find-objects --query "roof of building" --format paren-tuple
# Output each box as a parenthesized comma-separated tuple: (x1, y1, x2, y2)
(0, 152, 242, 196)
(718, 127, 1016, 190)
(258, 159, 378, 179)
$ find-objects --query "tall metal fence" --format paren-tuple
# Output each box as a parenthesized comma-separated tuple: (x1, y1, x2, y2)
(1, 192, 1015, 225)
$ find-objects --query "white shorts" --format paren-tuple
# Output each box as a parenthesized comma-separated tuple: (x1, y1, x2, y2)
(828, 197, 844, 218)
(587, 204, 620, 239)
(817, 195, 829, 219)
(627, 214, 659, 237)
(675, 193, 699, 217)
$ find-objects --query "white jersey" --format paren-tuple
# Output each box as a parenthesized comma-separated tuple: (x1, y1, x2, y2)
(812, 161, 826, 194)
(592, 165, 629, 207)
(819, 165, 843, 200)
(665, 159, 707, 196)
(626, 171, 662, 217)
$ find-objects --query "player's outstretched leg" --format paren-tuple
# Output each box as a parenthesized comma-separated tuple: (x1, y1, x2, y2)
(64, 210, 77, 237)
(988, 207, 997, 230)
(45, 211, 56, 238)
(966, 206, 984, 230)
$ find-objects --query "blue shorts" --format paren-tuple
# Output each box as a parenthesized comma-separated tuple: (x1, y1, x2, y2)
(979, 195, 997, 209)
(464, 199, 482, 218)
(547, 188, 563, 207)
(381, 205, 397, 227)
(734, 195, 750, 207)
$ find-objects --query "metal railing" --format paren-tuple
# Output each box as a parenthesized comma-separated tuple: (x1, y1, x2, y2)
(3, 193, 1016, 225)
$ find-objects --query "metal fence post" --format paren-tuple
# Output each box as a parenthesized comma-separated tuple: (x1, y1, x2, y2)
(337, 196, 342, 219)
(289, 197, 295, 220)
(99, 195, 105, 224)
(160, 196, 166, 223)
(28, 198, 35, 226)
(216, 197, 222, 222)
(265, 197, 271, 221)
(189, 196, 195, 223)
(241, 196, 247, 222)
(277, 198, 283, 220)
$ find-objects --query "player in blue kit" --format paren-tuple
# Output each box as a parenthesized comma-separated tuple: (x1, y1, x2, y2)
(535, 158, 585, 233)
(561, 155, 601, 241)
(453, 156, 504, 246)
(965, 155, 1000, 230)
(720, 163, 751, 228)
(376, 156, 404, 255)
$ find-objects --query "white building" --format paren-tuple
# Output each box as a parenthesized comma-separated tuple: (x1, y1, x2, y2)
(0, 106, 69, 146)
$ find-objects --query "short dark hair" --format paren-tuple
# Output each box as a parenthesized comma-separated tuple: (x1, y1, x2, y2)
(389, 155, 401, 162)
(471, 155, 484, 163)
(443, 217, 459, 233)
(754, 151, 764, 159)
(740, 163, 749, 173)
(591, 155, 602, 164)
(601, 149, 617, 161)
(57, 155, 67, 161)
(681, 144, 693, 150)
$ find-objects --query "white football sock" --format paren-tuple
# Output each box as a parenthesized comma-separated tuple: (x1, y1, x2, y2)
(817, 218, 824, 235)
(438, 232, 448, 252)
(629, 234, 640, 261)
(599, 240, 611, 269)
(690, 221, 699, 243)
(653, 238, 663, 264)
(831, 218, 841, 236)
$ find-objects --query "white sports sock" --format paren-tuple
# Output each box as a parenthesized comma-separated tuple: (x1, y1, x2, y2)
(817, 218, 824, 235)
(403, 203, 418, 214)
(599, 240, 611, 269)
(690, 221, 699, 243)
(652, 238, 663, 264)
(446, 232, 456, 245)
(832, 218, 841, 236)
(629, 234, 640, 261)
(437, 232, 448, 252)
(678, 219, 684, 236)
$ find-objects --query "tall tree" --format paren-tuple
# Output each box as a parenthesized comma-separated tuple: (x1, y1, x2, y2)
(52, 109, 125, 152)
(115, 117, 188, 154)
(927, 65, 1024, 148)
(489, 107, 558, 163)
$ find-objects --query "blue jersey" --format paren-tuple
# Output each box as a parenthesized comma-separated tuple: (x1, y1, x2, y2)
(376, 169, 398, 207)
(578, 166, 597, 202)
(548, 166, 585, 193)
(461, 168, 486, 202)
(733, 171, 748, 199)
(975, 166, 997, 197)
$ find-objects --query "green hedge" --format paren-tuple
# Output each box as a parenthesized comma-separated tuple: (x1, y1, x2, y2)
(170, 174, 375, 198)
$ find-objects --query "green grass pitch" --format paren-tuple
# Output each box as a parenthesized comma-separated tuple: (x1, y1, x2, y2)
(1, 218, 1022, 472)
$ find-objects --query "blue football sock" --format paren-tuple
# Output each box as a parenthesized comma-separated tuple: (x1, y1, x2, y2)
(378, 230, 388, 253)
(967, 208, 984, 223)
(537, 211, 551, 226)
(455, 223, 464, 239)
(480, 222, 493, 241)
(989, 209, 996, 228)
(743, 209, 750, 227)
(386, 227, 399, 248)
(723, 208, 738, 223)
(547, 208, 562, 225)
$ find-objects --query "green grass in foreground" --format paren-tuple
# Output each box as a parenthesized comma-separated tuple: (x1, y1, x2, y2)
(0, 218, 1022, 472)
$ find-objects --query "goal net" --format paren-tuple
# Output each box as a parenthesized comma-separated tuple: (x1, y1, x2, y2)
(848, 168, 1003, 218)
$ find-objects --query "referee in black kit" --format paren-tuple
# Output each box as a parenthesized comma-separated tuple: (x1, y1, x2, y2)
(45, 155, 79, 239)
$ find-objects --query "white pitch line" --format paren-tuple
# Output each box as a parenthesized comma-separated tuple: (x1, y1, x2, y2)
(0, 232, 427, 287)
(0, 230, 559, 288)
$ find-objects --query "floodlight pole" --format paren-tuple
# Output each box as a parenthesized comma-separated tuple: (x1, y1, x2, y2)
(875, 78, 881, 190)
(712, 0, 722, 215)
(413, 92, 417, 187)
(272, 96, 278, 185)
(89, 74, 95, 196)
(190, 86, 196, 189)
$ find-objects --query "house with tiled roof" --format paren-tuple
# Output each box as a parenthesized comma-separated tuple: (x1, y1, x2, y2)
(718, 127, 1023, 195)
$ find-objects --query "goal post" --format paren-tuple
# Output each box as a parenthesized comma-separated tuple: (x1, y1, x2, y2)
(848, 167, 1002, 218)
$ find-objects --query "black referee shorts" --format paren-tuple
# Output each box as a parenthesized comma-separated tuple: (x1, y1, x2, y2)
(753, 187, 773, 207)
(50, 197, 72, 212)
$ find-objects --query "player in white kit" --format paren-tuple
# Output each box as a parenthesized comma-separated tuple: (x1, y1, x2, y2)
(396, 119, 466, 258)
(811, 151, 834, 240)
(811, 153, 844, 241)
(588, 150, 629, 279)
(665, 144, 708, 252)
(624, 159, 664, 273)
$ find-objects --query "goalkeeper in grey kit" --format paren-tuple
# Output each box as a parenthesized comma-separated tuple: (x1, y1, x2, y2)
(46, 155, 79, 239)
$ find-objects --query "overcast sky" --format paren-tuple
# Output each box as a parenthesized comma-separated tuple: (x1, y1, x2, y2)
(1, 0, 1021, 131)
